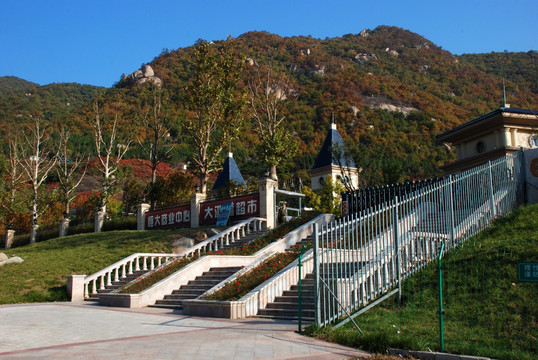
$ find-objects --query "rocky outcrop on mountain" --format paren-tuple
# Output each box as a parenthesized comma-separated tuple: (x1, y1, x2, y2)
(362, 94, 418, 116)
(311, 65, 326, 76)
(385, 48, 399, 57)
(124, 64, 162, 87)
(354, 53, 378, 64)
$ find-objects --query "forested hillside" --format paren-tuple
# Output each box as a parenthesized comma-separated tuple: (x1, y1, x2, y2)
(1, 26, 537, 185)
(0, 76, 37, 92)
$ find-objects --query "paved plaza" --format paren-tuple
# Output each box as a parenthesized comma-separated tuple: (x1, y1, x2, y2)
(0, 302, 369, 359)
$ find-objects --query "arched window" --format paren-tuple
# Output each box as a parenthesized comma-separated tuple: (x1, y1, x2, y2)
(530, 135, 538, 148)
(476, 141, 486, 154)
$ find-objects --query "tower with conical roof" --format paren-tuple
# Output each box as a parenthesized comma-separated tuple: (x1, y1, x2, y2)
(308, 121, 359, 191)
(212, 152, 247, 191)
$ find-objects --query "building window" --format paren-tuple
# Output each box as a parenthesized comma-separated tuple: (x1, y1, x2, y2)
(476, 141, 485, 154)
(530, 135, 538, 148)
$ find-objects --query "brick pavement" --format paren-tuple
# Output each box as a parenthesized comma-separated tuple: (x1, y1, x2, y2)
(0, 302, 369, 359)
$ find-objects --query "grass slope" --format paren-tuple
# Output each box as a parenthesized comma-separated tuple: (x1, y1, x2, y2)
(307, 203, 538, 360)
(0, 229, 190, 304)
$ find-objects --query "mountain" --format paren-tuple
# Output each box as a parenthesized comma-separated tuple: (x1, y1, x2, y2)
(1, 26, 537, 185)
(0, 80, 104, 131)
(119, 26, 536, 183)
(0, 76, 37, 92)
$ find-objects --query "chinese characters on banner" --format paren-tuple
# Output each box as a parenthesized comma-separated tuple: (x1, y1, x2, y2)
(199, 193, 260, 226)
(145, 204, 191, 230)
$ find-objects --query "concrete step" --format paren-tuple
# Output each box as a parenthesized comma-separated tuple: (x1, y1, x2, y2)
(256, 314, 314, 322)
(273, 295, 315, 303)
(150, 303, 183, 310)
(265, 302, 315, 310)
(150, 266, 242, 309)
(258, 308, 315, 320)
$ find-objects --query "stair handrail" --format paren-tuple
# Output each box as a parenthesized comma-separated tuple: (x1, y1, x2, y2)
(83, 252, 176, 298)
(178, 217, 266, 258)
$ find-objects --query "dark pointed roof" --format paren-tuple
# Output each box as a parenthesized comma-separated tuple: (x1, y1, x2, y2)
(212, 152, 247, 190)
(312, 123, 356, 170)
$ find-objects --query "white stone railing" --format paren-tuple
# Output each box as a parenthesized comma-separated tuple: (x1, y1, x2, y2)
(242, 249, 315, 317)
(178, 217, 266, 258)
(71, 217, 266, 301)
(82, 253, 176, 298)
(99, 214, 332, 308)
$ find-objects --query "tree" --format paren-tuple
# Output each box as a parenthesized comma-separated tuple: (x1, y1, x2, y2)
(19, 118, 59, 229)
(247, 62, 298, 181)
(0, 136, 25, 232)
(183, 39, 247, 194)
(303, 175, 345, 216)
(135, 84, 175, 210)
(93, 100, 131, 215)
(56, 128, 88, 217)
(152, 170, 195, 208)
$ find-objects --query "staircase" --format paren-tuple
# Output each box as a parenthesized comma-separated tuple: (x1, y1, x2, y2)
(150, 267, 242, 310)
(218, 229, 266, 251)
(86, 269, 150, 301)
(257, 273, 315, 322)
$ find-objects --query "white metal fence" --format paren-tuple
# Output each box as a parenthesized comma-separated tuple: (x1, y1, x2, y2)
(313, 152, 523, 327)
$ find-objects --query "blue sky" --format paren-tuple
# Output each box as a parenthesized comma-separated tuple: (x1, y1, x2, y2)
(1, 0, 536, 87)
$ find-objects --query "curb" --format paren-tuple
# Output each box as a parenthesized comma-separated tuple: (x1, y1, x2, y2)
(388, 348, 492, 360)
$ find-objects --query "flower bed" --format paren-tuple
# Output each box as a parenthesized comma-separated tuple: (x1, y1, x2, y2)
(118, 213, 316, 294)
(204, 244, 310, 301)
(208, 215, 314, 256)
(118, 256, 196, 294)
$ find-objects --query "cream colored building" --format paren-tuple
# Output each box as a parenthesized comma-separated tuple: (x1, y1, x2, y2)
(309, 122, 359, 191)
(438, 106, 538, 173)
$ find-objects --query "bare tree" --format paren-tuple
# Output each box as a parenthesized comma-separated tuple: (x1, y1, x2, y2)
(247, 62, 298, 181)
(136, 85, 174, 210)
(0, 136, 25, 231)
(19, 118, 59, 229)
(56, 128, 88, 217)
(93, 101, 131, 215)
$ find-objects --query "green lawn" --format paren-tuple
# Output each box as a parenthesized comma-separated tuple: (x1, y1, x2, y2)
(306, 203, 538, 360)
(0, 229, 191, 304)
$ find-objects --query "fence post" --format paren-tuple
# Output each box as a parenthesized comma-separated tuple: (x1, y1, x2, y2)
(438, 243, 445, 352)
(297, 244, 306, 333)
(94, 211, 105, 233)
(5, 229, 15, 249)
(190, 193, 206, 229)
(30, 224, 39, 244)
(447, 175, 456, 247)
(393, 197, 401, 305)
(137, 203, 150, 230)
(519, 147, 527, 204)
(259, 178, 277, 229)
(59, 218, 70, 237)
(313, 223, 321, 326)
(487, 161, 497, 219)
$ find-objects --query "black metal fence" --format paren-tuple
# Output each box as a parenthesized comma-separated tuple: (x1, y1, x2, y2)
(341, 177, 445, 216)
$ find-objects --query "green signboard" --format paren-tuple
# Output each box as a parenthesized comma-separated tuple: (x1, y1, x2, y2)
(517, 262, 538, 283)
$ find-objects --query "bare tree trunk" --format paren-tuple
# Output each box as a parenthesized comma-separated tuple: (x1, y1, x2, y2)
(20, 118, 59, 227)
(93, 102, 131, 217)
(270, 165, 278, 181)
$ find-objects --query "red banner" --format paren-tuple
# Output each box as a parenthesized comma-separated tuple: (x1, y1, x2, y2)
(145, 204, 191, 230)
(199, 193, 260, 226)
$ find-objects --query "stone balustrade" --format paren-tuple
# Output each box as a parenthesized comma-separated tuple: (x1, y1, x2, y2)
(82, 253, 176, 298)
(179, 217, 266, 258)
(98, 214, 331, 308)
